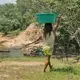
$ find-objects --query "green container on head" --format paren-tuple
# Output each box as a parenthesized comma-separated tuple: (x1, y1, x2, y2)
(36, 12, 59, 24)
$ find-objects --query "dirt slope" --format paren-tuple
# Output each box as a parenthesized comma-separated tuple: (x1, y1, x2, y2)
(0, 23, 43, 52)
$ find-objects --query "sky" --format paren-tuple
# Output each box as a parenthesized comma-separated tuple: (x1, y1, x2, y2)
(0, 0, 16, 5)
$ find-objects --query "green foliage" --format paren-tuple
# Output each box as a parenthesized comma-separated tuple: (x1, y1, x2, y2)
(0, 4, 23, 34)
(0, 0, 80, 55)
(0, 0, 80, 35)
(8, 29, 21, 36)
(16, 0, 80, 32)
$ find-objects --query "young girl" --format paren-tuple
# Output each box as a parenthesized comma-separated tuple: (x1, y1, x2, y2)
(43, 16, 61, 72)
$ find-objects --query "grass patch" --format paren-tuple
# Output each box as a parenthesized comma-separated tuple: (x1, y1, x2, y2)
(0, 57, 80, 80)
(0, 56, 45, 62)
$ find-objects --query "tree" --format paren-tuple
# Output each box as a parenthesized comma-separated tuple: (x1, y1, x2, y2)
(0, 4, 22, 34)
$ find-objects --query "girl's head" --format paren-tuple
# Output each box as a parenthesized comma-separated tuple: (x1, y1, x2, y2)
(43, 23, 53, 38)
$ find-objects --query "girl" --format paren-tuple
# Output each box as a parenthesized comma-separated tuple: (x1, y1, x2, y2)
(43, 16, 61, 72)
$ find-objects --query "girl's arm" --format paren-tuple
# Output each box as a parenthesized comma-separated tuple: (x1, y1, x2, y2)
(53, 16, 62, 32)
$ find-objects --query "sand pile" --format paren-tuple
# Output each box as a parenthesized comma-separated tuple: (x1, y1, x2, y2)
(2, 23, 43, 49)
(16, 23, 43, 42)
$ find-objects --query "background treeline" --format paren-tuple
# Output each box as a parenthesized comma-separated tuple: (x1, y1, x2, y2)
(0, 0, 80, 34)
(0, 0, 80, 57)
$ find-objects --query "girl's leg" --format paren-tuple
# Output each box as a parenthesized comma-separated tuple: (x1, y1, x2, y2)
(43, 55, 52, 72)
(48, 56, 52, 70)
(43, 55, 49, 72)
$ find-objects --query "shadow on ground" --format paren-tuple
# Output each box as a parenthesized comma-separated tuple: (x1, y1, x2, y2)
(51, 66, 80, 75)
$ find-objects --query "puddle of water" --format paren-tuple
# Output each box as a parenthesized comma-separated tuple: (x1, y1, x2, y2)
(9, 48, 23, 57)
(0, 48, 23, 58)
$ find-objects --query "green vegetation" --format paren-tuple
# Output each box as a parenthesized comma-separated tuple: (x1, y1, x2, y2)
(0, 57, 80, 80)
(0, 0, 80, 34)
(0, 57, 45, 62)
(0, 0, 80, 60)
(0, 4, 21, 35)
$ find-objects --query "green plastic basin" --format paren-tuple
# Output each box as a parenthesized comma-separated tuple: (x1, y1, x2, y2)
(36, 13, 59, 23)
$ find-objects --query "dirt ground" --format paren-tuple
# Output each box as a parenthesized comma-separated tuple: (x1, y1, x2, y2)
(1, 23, 43, 47)
(0, 61, 44, 66)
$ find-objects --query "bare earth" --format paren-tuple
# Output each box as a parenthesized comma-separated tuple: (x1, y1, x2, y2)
(0, 61, 44, 66)
(0, 23, 43, 48)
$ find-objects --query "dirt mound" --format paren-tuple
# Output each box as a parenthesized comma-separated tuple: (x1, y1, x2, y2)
(16, 23, 43, 42)
(1, 23, 43, 50)
(0, 33, 10, 43)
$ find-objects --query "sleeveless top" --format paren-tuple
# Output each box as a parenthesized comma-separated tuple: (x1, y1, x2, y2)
(43, 31, 55, 49)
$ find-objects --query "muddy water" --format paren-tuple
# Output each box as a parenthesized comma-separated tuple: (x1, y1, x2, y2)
(9, 48, 23, 57)
(0, 48, 23, 58)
